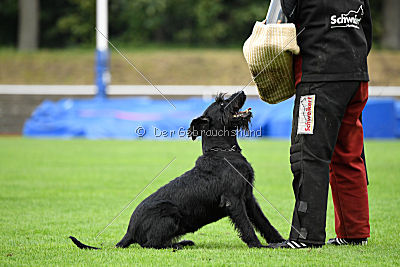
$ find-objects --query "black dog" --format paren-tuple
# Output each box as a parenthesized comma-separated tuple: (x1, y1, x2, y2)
(70, 91, 284, 249)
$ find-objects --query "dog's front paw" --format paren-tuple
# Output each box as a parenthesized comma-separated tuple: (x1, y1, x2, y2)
(269, 238, 286, 243)
(248, 242, 265, 248)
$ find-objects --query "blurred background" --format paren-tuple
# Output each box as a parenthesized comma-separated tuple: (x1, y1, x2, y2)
(0, 0, 399, 138)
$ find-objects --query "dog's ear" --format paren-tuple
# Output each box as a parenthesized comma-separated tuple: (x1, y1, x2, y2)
(188, 116, 209, 140)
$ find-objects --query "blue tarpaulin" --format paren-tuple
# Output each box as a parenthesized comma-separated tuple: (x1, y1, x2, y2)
(23, 96, 400, 139)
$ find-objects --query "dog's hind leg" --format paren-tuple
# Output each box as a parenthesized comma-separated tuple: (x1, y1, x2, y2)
(246, 197, 285, 243)
(175, 240, 195, 246)
(171, 240, 195, 249)
(226, 196, 264, 248)
(116, 232, 134, 248)
(140, 217, 180, 249)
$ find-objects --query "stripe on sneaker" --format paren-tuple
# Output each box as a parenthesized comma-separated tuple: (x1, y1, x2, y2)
(289, 241, 308, 248)
(292, 241, 301, 248)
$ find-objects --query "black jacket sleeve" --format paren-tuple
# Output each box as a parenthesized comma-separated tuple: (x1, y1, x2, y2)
(361, 0, 373, 54)
(280, 0, 298, 23)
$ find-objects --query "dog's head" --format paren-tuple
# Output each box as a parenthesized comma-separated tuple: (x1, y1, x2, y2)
(189, 91, 252, 140)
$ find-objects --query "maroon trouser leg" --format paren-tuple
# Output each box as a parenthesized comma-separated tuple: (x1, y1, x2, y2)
(329, 82, 370, 239)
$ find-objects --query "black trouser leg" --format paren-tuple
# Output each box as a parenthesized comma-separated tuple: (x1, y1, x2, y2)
(289, 81, 360, 245)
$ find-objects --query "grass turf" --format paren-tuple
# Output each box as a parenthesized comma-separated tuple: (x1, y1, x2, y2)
(0, 138, 399, 266)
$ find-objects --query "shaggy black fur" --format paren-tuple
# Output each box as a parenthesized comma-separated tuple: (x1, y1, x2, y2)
(70, 91, 284, 250)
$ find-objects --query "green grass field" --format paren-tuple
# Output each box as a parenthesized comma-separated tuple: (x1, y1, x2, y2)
(0, 138, 399, 266)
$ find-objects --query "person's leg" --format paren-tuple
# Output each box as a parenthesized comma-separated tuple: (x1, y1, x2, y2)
(329, 82, 370, 240)
(288, 81, 360, 246)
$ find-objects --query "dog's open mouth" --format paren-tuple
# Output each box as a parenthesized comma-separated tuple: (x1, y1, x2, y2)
(233, 108, 252, 118)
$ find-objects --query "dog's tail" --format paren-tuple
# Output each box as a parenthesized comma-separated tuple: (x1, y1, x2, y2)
(69, 236, 101, 250)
